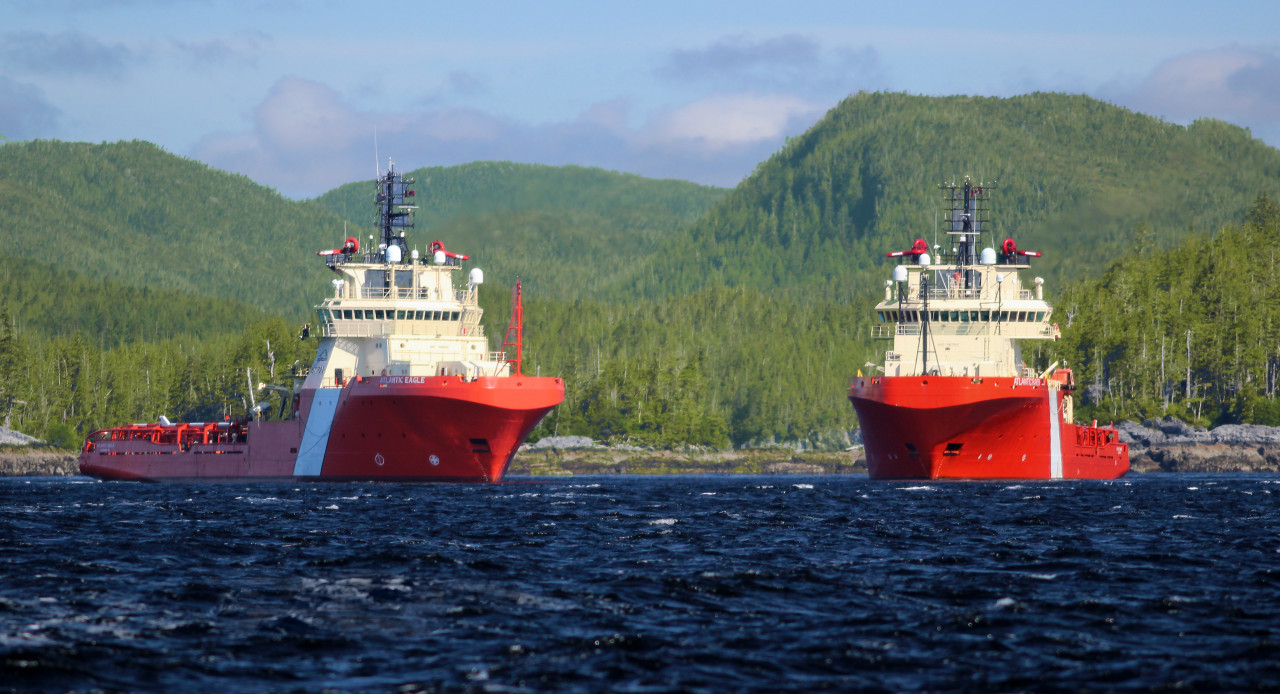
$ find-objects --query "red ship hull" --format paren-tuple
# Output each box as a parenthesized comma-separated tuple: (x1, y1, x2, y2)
(848, 375, 1128, 480)
(79, 375, 564, 482)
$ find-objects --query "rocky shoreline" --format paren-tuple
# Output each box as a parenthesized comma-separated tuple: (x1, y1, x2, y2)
(0, 451, 80, 477)
(1119, 418, 1280, 473)
(4, 420, 1280, 477)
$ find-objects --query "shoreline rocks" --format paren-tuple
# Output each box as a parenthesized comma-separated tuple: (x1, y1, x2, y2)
(8, 419, 1280, 477)
(0, 451, 79, 477)
(1119, 417, 1280, 473)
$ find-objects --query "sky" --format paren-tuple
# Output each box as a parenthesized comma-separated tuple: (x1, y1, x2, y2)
(3, 0, 1280, 199)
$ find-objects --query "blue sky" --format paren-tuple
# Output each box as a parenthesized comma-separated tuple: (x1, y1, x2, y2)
(3, 0, 1279, 198)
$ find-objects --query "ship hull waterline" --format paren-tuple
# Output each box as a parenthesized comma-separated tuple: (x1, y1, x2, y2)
(849, 375, 1128, 480)
(79, 375, 564, 483)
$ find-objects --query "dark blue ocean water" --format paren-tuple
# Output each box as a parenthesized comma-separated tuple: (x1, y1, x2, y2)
(1, 474, 1278, 693)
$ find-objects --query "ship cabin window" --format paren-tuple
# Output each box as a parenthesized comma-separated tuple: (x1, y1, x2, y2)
(341, 309, 351, 320)
(374, 310, 384, 320)
(889, 310, 898, 322)
(434, 310, 444, 321)
(980, 310, 991, 322)
(1016, 311, 1026, 321)
(950, 310, 960, 322)
(396, 310, 406, 320)
(959, 311, 969, 322)
(1036, 311, 1045, 322)
(930, 311, 939, 321)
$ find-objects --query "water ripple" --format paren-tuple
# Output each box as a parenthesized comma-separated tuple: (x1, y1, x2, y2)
(1, 474, 1278, 691)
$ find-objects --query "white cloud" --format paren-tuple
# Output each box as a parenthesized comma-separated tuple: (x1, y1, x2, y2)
(192, 77, 818, 197)
(642, 92, 819, 150)
(1107, 46, 1280, 140)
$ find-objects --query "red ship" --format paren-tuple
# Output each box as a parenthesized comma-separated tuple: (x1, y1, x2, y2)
(848, 178, 1128, 480)
(79, 162, 564, 482)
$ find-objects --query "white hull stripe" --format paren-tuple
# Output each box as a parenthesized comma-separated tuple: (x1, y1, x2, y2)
(1048, 386, 1063, 479)
(294, 389, 342, 476)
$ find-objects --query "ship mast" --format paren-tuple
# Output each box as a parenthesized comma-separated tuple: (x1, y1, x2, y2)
(374, 161, 416, 276)
(944, 177, 992, 292)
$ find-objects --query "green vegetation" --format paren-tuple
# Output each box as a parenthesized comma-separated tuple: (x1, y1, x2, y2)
(4, 92, 1280, 449)
(316, 161, 726, 299)
(0, 311, 313, 444)
(0, 251, 272, 346)
(0, 140, 346, 317)
(1049, 194, 1280, 428)
(623, 92, 1280, 302)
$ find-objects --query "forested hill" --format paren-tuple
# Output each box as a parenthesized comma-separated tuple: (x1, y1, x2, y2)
(0, 251, 271, 346)
(315, 162, 726, 299)
(623, 92, 1280, 301)
(1049, 194, 1280, 428)
(7, 95, 1280, 450)
(0, 140, 348, 318)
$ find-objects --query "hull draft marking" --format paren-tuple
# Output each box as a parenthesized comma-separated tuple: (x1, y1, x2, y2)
(1048, 386, 1063, 479)
(294, 389, 342, 476)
